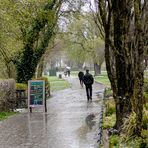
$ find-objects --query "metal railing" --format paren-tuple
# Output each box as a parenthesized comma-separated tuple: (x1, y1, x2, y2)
(97, 105, 104, 148)
(95, 89, 105, 148)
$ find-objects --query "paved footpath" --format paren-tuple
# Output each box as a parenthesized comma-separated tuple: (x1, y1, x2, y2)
(0, 76, 104, 148)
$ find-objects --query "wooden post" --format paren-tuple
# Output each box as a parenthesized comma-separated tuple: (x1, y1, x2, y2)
(29, 107, 32, 113)
(45, 96, 47, 112)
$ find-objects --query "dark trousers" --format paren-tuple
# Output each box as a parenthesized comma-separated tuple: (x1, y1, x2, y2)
(85, 85, 92, 100)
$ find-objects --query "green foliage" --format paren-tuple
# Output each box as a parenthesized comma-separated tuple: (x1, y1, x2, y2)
(105, 99, 116, 116)
(144, 78, 148, 104)
(0, 0, 23, 78)
(109, 135, 120, 147)
(144, 103, 148, 110)
(103, 114, 116, 129)
(144, 78, 148, 92)
(121, 112, 137, 142)
(124, 131, 148, 148)
(107, 112, 148, 147)
(0, 112, 17, 121)
(102, 94, 116, 130)
(142, 109, 148, 130)
(95, 72, 111, 87)
(103, 98, 148, 146)
(16, 83, 28, 90)
(104, 88, 113, 98)
(0, 0, 61, 81)
(121, 111, 148, 142)
(109, 132, 148, 148)
(45, 76, 70, 91)
(16, 21, 55, 83)
(61, 13, 105, 67)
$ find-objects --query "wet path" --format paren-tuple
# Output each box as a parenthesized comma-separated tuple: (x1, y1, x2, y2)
(0, 76, 104, 148)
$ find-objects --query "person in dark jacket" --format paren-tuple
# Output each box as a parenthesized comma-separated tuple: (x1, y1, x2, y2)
(83, 69, 94, 101)
(78, 71, 84, 87)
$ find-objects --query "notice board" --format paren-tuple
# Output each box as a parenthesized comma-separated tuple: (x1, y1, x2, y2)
(28, 80, 45, 107)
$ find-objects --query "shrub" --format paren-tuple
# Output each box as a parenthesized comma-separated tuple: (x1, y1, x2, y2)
(142, 109, 148, 130)
(109, 135, 120, 147)
(16, 83, 28, 90)
(0, 79, 16, 111)
(121, 112, 137, 142)
(104, 88, 113, 98)
(121, 111, 148, 147)
(144, 78, 148, 104)
(125, 132, 148, 148)
(103, 114, 116, 129)
(144, 78, 148, 92)
(105, 99, 116, 116)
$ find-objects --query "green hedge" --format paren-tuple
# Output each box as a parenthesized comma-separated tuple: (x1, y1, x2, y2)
(16, 83, 28, 90)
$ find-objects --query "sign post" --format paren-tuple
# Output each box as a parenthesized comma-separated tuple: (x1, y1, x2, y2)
(28, 80, 46, 112)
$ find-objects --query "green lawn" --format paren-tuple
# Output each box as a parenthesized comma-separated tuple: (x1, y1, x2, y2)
(95, 76, 110, 87)
(71, 70, 110, 87)
(45, 76, 70, 91)
(72, 70, 148, 88)
(0, 112, 17, 121)
(144, 70, 148, 77)
(71, 70, 95, 76)
(70, 71, 79, 76)
(94, 71, 110, 87)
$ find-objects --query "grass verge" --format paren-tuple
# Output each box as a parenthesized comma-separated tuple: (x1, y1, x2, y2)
(0, 112, 17, 121)
(103, 98, 148, 148)
(94, 72, 110, 87)
(45, 76, 70, 91)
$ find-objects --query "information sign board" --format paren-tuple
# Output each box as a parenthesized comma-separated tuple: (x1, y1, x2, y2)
(28, 80, 45, 108)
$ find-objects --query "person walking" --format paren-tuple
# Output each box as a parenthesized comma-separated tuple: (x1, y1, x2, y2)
(83, 69, 94, 101)
(66, 66, 71, 77)
(78, 71, 84, 87)
(64, 67, 67, 77)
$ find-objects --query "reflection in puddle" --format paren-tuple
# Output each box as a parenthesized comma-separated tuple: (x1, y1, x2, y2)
(85, 114, 96, 130)
(77, 113, 96, 139)
(86, 102, 93, 108)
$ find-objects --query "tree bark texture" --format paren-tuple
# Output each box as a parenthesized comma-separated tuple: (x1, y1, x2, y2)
(36, 57, 44, 78)
(94, 62, 101, 75)
(98, 0, 147, 133)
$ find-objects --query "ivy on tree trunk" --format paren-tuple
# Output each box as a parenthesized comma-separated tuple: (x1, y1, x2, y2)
(15, 0, 61, 83)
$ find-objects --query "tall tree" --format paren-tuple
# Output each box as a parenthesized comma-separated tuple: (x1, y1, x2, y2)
(0, 0, 23, 78)
(14, 0, 62, 83)
(95, 0, 148, 135)
(0, 0, 60, 79)
(60, 13, 105, 72)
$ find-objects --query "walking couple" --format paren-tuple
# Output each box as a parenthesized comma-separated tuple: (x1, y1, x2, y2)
(78, 69, 94, 102)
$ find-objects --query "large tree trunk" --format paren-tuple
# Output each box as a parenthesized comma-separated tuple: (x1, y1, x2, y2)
(36, 57, 44, 78)
(112, 0, 133, 130)
(98, 0, 146, 133)
(132, 1, 145, 134)
(94, 62, 101, 76)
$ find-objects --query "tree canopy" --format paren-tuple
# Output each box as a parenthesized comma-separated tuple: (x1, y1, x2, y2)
(0, 0, 62, 82)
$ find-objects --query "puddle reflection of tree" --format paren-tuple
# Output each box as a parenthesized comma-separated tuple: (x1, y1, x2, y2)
(85, 114, 96, 130)
(77, 113, 96, 139)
